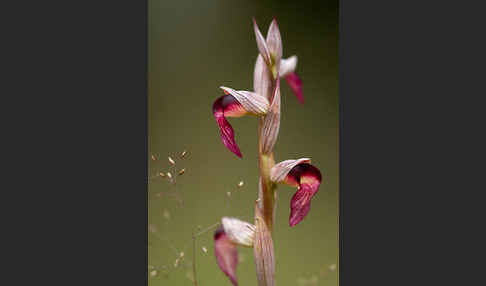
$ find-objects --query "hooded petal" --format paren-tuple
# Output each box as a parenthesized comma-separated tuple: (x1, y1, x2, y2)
(270, 158, 311, 184)
(259, 77, 281, 154)
(253, 18, 271, 65)
(279, 55, 297, 77)
(214, 228, 239, 286)
(253, 205, 275, 286)
(270, 159, 322, 226)
(266, 18, 282, 72)
(222, 217, 256, 247)
(220, 86, 269, 115)
(285, 72, 304, 104)
(213, 95, 244, 158)
(253, 54, 272, 100)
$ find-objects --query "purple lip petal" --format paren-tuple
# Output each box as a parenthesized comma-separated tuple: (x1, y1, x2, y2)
(289, 186, 313, 227)
(285, 72, 304, 104)
(287, 163, 322, 226)
(213, 95, 244, 158)
(214, 228, 239, 286)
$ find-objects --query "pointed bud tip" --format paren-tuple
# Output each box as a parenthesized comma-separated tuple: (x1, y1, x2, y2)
(271, 17, 278, 28)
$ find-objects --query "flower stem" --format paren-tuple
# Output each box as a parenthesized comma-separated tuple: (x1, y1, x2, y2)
(254, 119, 277, 286)
(258, 149, 276, 231)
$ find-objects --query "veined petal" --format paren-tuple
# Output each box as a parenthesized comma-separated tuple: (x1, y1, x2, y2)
(222, 217, 256, 247)
(213, 95, 244, 158)
(279, 55, 297, 77)
(288, 163, 321, 226)
(289, 184, 314, 227)
(257, 177, 263, 209)
(270, 158, 311, 184)
(259, 77, 281, 154)
(253, 54, 272, 100)
(214, 228, 239, 286)
(253, 18, 271, 65)
(285, 72, 304, 104)
(253, 206, 275, 286)
(270, 159, 322, 226)
(220, 87, 269, 115)
(266, 18, 282, 71)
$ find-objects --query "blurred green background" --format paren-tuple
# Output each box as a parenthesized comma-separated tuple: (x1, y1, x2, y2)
(149, 0, 338, 285)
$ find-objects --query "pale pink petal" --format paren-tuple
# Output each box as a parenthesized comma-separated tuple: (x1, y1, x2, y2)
(220, 86, 269, 115)
(259, 77, 281, 154)
(253, 18, 271, 65)
(279, 56, 297, 77)
(266, 18, 282, 70)
(222, 217, 256, 247)
(214, 228, 239, 286)
(253, 54, 272, 100)
(253, 206, 275, 286)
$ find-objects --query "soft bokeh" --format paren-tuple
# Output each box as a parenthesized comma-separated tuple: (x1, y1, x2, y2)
(149, 0, 338, 285)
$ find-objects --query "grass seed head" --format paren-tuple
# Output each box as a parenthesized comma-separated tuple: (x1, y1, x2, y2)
(180, 150, 187, 159)
(168, 156, 175, 165)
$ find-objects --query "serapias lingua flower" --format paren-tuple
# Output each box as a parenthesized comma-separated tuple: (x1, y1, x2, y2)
(214, 217, 256, 286)
(212, 87, 269, 157)
(253, 18, 304, 104)
(270, 158, 322, 226)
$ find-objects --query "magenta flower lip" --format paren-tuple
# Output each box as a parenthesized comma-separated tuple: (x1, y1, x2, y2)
(212, 95, 245, 158)
(287, 163, 321, 226)
(270, 159, 322, 227)
(285, 72, 304, 104)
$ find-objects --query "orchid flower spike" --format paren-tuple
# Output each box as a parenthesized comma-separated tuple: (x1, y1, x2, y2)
(213, 87, 270, 158)
(253, 18, 304, 104)
(270, 158, 322, 226)
(214, 217, 256, 286)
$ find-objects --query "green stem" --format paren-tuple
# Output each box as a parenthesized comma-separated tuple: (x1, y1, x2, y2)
(258, 150, 276, 231)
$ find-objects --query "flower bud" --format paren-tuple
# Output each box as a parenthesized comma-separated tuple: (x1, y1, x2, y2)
(259, 77, 281, 154)
(253, 206, 275, 286)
